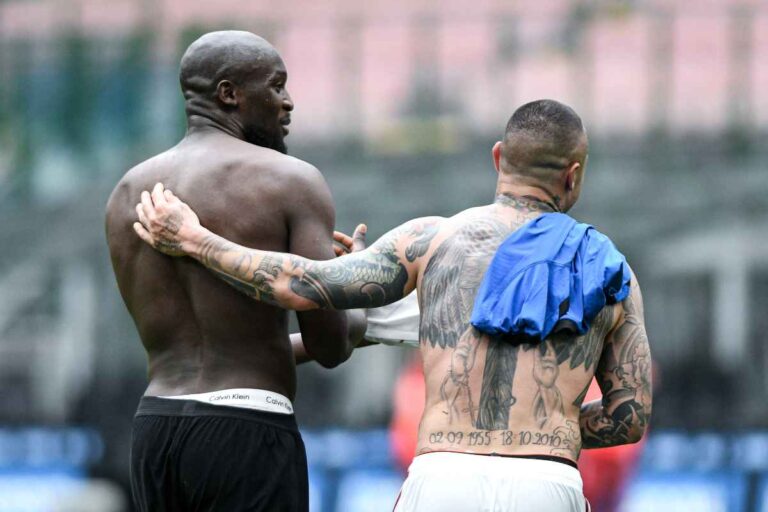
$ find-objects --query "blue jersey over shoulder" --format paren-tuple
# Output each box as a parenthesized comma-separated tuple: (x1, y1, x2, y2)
(470, 212, 630, 342)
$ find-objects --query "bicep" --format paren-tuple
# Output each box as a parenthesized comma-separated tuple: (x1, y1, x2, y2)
(289, 233, 413, 310)
(284, 166, 352, 362)
(287, 217, 442, 310)
(286, 169, 337, 262)
(596, 272, 653, 408)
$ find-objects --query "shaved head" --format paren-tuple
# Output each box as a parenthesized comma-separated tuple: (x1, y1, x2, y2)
(180, 31, 278, 100)
(499, 100, 588, 179)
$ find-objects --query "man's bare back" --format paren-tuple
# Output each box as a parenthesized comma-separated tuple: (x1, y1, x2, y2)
(408, 197, 648, 461)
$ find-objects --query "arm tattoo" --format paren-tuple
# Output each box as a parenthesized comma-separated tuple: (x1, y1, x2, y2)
(198, 235, 285, 304)
(580, 287, 652, 449)
(192, 220, 441, 310)
(289, 219, 438, 308)
(404, 222, 439, 262)
(289, 250, 408, 309)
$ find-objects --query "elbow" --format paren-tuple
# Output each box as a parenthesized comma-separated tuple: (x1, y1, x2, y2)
(274, 283, 317, 311)
(627, 412, 652, 444)
(313, 316, 366, 368)
(314, 344, 353, 369)
(625, 428, 645, 445)
(304, 332, 355, 369)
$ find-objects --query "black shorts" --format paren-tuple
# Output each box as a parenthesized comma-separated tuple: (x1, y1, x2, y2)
(130, 396, 308, 512)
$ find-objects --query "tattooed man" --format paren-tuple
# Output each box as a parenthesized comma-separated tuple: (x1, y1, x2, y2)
(134, 100, 652, 512)
(106, 31, 365, 512)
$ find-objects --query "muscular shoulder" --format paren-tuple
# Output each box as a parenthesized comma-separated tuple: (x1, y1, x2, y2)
(280, 156, 332, 201)
(398, 216, 445, 232)
(105, 156, 171, 261)
(223, 146, 330, 203)
(193, 143, 335, 232)
(381, 216, 446, 244)
(106, 156, 160, 226)
(106, 146, 186, 222)
(443, 205, 498, 231)
(429, 205, 508, 243)
(267, 155, 335, 222)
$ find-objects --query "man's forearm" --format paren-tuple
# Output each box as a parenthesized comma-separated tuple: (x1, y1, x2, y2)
(183, 225, 411, 311)
(184, 228, 319, 310)
(291, 309, 371, 366)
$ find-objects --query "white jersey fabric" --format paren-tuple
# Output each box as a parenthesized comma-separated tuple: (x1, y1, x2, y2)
(364, 291, 420, 347)
(394, 452, 588, 512)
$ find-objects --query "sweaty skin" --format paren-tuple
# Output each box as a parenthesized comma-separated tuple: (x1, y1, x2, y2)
(134, 184, 652, 463)
(106, 32, 364, 403)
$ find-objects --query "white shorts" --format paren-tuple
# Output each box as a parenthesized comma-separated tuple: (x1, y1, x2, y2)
(394, 452, 589, 512)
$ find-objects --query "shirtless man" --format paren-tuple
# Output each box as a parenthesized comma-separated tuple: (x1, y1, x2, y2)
(134, 100, 652, 512)
(105, 31, 365, 512)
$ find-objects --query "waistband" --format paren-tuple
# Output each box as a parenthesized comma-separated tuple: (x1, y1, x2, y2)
(410, 451, 583, 491)
(160, 388, 294, 414)
(136, 396, 298, 432)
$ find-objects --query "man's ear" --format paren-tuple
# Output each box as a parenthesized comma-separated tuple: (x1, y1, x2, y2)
(492, 141, 503, 174)
(216, 80, 238, 107)
(564, 161, 581, 191)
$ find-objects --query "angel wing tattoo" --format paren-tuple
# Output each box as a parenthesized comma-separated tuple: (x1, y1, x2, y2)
(419, 218, 510, 349)
(420, 218, 526, 429)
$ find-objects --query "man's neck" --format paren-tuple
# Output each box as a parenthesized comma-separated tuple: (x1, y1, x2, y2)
(495, 181, 564, 213)
(185, 114, 245, 141)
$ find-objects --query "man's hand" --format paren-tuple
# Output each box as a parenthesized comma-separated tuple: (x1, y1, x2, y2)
(133, 182, 202, 257)
(333, 224, 367, 256)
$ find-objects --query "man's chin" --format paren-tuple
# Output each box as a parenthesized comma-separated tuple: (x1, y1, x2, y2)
(246, 130, 287, 154)
(274, 139, 287, 154)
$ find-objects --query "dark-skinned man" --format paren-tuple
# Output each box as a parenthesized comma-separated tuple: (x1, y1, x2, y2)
(134, 100, 652, 512)
(105, 31, 365, 512)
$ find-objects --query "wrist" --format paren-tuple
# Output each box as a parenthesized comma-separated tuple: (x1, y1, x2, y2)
(181, 225, 211, 259)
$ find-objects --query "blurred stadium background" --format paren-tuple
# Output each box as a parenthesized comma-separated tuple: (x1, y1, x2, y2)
(1, 0, 767, 510)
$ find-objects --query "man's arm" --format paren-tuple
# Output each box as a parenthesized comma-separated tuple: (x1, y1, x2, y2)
(185, 215, 430, 310)
(134, 183, 440, 312)
(579, 271, 653, 448)
(281, 166, 366, 367)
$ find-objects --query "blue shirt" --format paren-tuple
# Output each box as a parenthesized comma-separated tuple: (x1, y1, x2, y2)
(470, 213, 630, 342)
